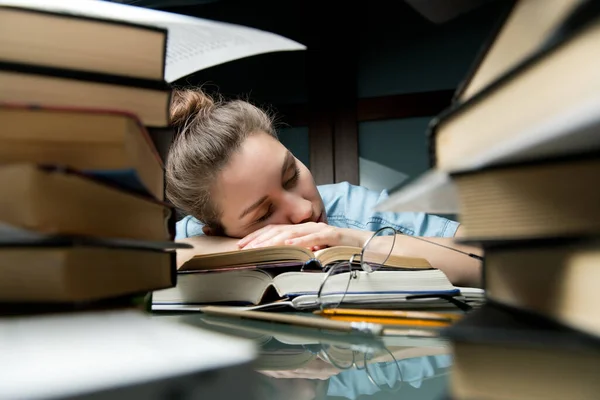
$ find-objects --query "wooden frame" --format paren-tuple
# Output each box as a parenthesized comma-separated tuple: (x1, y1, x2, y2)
(272, 89, 454, 185)
(274, 90, 454, 127)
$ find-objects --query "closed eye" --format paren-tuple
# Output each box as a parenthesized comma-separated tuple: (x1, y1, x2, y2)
(283, 166, 300, 190)
(254, 204, 274, 224)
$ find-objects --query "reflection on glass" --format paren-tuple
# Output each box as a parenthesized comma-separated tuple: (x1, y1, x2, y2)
(256, 337, 452, 399)
(158, 312, 453, 400)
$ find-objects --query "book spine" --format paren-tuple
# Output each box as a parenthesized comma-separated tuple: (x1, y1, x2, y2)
(0, 5, 169, 35)
(451, 0, 518, 103)
(0, 60, 171, 91)
(448, 150, 600, 177)
(427, 2, 600, 169)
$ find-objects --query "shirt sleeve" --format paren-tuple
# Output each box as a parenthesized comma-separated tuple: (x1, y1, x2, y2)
(175, 215, 205, 239)
(374, 187, 460, 237)
(326, 355, 440, 398)
(320, 182, 459, 238)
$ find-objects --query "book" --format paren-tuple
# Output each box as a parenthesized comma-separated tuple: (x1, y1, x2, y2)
(0, 236, 178, 303)
(0, 5, 167, 80)
(0, 309, 257, 400)
(441, 302, 600, 400)
(177, 244, 433, 272)
(151, 267, 462, 310)
(0, 163, 172, 241)
(454, 0, 583, 102)
(429, 0, 600, 173)
(450, 155, 600, 240)
(375, 1, 600, 214)
(373, 168, 461, 214)
(0, 61, 171, 128)
(478, 237, 600, 337)
(0, 104, 165, 200)
(0, 0, 306, 83)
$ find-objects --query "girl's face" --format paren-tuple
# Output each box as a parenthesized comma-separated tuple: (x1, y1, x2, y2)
(210, 132, 327, 238)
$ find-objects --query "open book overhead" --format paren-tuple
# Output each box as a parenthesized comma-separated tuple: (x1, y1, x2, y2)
(0, 0, 306, 82)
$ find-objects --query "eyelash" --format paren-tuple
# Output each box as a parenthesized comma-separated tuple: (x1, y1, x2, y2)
(256, 204, 274, 223)
(254, 166, 300, 225)
(284, 166, 300, 189)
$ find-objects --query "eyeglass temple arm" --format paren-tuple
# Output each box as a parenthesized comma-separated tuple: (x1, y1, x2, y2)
(397, 232, 484, 261)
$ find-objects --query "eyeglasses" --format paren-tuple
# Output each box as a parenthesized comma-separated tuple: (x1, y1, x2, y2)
(309, 341, 450, 393)
(311, 341, 405, 392)
(315, 226, 482, 311)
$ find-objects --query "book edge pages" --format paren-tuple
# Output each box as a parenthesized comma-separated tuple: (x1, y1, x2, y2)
(374, 169, 461, 214)
(0, 0, 307, 82)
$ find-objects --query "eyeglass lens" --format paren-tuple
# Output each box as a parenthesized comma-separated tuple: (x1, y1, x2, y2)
(361, 227, 396, 272)
(317, 262, 353, 310)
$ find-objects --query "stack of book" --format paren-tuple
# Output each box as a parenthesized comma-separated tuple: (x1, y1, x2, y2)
(376, 0, 600, 399)
(0, 1, 312, 398)
(0, 4, 178, 312)
(0, 0, 306, 314)
(152, 241, 485, 311)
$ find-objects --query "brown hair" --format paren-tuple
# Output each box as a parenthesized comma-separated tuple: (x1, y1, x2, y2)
(166, 88, 277, 230)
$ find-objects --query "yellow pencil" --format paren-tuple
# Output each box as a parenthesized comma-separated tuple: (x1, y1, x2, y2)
(314, 308, 462, 323)
(324, 315, 451, 327)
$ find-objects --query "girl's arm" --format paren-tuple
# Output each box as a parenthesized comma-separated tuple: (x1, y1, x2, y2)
(387, 225, 483, 288)
(352, 225, 483, 287)
(198, 222, 484, 287)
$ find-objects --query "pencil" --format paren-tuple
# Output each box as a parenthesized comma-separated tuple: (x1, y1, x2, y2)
(314, 308, 462, 322)
(200, 306, 385, 335)
(324, 315, 451, 328)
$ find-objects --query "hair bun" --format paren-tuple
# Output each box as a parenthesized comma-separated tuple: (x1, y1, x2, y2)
(169, 89, 215, 128)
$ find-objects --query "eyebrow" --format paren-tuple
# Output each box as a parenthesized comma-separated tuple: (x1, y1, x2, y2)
(238, 152, 294, 220)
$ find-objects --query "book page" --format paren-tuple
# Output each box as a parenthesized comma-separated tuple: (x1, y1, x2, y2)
(0, 310, 256, 399)
(1, 0, 306, 82)
(374, 168, 461, 213)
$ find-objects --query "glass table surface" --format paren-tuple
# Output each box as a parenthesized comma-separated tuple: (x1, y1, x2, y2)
(153, 312, 452, 400)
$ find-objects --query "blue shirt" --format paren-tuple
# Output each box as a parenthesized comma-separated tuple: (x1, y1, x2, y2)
(175, 182, 459, 240)
(327, 354, 452, 398)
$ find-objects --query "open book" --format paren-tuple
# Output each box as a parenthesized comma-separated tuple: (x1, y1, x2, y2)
(152, 267, 463, 311)
(178, 245, 433, 271)
(153, 245, 481, 310)
(1, 0, 306, 83)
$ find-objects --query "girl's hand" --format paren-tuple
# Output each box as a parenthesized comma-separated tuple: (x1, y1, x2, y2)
(237, 222, 370, 250)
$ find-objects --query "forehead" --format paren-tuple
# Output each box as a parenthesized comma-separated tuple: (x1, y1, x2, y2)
(214, 133, 288, 209)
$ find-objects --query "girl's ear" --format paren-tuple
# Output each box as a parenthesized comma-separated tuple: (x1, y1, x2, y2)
(202, 225, 214, 236)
